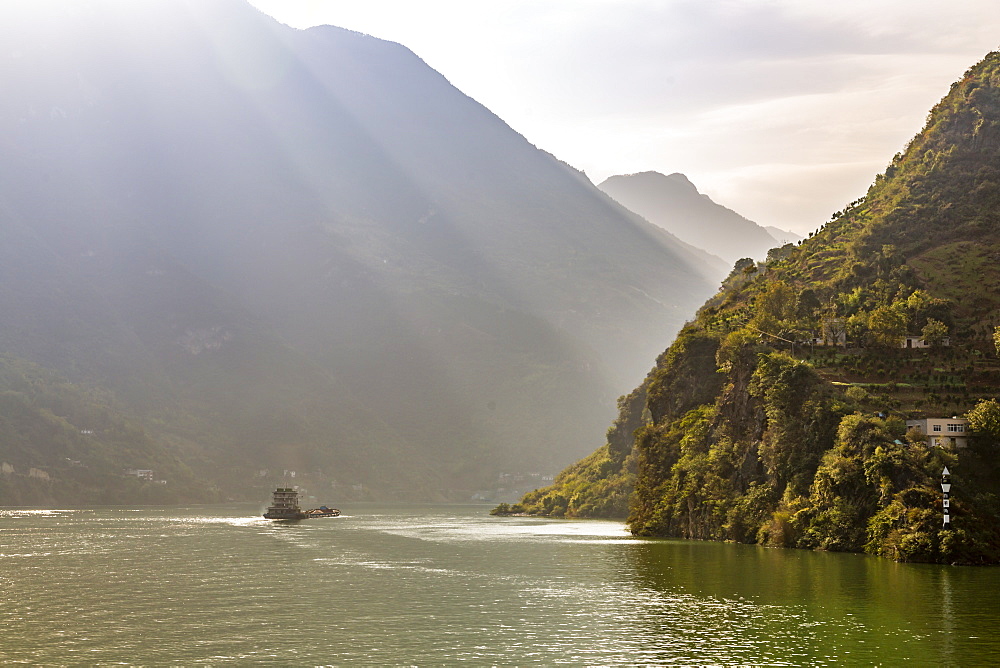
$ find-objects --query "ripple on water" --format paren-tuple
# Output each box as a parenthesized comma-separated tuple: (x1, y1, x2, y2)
(2, 506, 999, 665)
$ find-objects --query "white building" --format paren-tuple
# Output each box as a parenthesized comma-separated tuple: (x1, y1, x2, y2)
(902, 335, 951, 349)
(905, 417, 969, 448)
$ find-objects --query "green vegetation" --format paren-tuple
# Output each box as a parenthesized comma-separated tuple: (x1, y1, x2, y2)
(501, 51, 1000, 564)
(0, 356, 219, 505)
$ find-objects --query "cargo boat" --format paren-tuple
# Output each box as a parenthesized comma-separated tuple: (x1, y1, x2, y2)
(263, 487, 340, 520)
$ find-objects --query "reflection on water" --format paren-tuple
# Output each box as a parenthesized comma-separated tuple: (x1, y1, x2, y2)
(624, 532, 1000, 665)
(1, 504, 998, 665)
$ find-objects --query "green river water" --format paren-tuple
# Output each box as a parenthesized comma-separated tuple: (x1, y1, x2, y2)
(2, 504, 998, 665)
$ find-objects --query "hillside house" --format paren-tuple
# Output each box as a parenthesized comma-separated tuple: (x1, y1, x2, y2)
(810, 318, 846, 346)
(902, 335, 951, 348)
(906, 417, 969, 448)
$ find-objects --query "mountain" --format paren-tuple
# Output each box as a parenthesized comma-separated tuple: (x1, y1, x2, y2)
(0, 0, 723, 502)
(597, 171, 781, 265)
(505, 52, 1000, 564)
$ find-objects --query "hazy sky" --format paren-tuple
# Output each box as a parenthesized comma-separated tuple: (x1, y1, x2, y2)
(248, 0, 1000, 234)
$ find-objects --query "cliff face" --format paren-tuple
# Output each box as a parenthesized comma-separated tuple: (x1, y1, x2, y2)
(513, 52, 1000, 564)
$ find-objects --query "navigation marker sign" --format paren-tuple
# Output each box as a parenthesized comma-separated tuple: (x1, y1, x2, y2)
(942, 467, 951, 526)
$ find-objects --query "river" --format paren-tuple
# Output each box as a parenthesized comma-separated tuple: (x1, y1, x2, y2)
(2, 504, 998, 665)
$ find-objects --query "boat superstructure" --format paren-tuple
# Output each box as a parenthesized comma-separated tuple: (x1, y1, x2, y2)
(263, 487, 340, 520)
(264, 487, 306, 520)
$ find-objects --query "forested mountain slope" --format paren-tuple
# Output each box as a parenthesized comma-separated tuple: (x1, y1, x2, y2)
(0, 357, 213, 505)
(0, 0, 722, 502)
(506, 52, 1000, 564)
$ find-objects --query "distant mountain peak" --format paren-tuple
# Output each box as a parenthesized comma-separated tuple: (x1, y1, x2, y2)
(597, 171, 780, 265)
(611, 171, 697, 191)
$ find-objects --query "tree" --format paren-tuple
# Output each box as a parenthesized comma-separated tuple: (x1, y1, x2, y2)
(846, 311, 869, 344)
(908, 291, 954, 331)
(867, 305, 907, 347)
(752, 281, 797, 335)
(967, 399, 1000, 444)
(921, 318, 949, 346)
(822, 315, 847, 347)
(731, 257, 755, 275)
(906, 289, 932, 311)
(796, 288, 821, 319)
(766, 243, 796, 265)
(993, 326, 1000, 357)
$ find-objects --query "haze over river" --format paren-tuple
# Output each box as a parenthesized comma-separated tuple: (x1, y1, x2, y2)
(2, 504, 998, 664)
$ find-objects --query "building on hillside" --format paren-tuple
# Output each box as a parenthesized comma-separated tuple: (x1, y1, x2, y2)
(906, 417, 969, 448)
(902, 335, 951, 348)
(810, 318, 846, 347)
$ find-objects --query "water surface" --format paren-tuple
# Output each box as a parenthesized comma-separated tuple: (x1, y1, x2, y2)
(2, 504, 997, 664)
